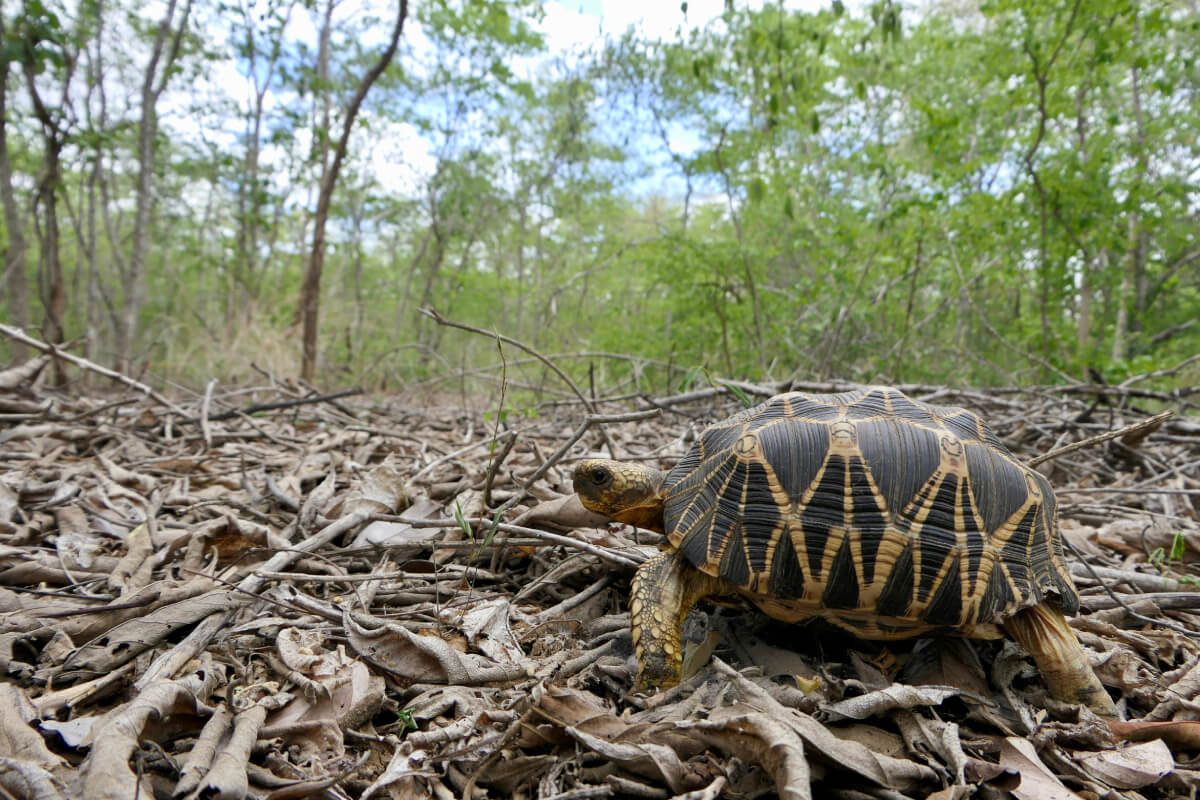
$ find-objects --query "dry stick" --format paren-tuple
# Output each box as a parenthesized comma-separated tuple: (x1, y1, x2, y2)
(521, 409, 662, 491)
(397, 517, 644, 569)
(200, 378, 217, 450)
(1028, 410, 1174, 467)
(0, 322, 189, 417)
(483, 334, 511, 510)
(1079, 592, 1200, 612)
(1065, 539, 1200, 639)
(641, 380, 780, 411)
(194, 386, 364, 423)
(1120, 353, 1200, 388)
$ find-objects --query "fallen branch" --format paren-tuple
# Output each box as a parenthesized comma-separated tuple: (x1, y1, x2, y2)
(192, 386, 364, 423)
(0, 324, 188, 416)
(1028, 410, 1174, 467)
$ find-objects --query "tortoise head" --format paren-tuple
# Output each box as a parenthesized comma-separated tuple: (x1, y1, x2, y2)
(573, 459, 667, 533)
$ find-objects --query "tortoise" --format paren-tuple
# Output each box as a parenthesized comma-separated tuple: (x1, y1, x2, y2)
(573, 386, 1116, 715)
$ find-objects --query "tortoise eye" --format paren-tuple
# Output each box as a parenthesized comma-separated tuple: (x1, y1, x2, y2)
(590, 467, 611, 486)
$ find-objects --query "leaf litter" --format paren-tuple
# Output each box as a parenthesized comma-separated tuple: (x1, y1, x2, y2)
(0, 355, 1198, 798)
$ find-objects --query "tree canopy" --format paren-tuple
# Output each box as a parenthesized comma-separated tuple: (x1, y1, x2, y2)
(2, 0, 1197, 395)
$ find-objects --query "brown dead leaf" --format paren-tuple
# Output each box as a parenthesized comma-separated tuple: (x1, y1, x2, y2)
(1096, 518, 1200, 562)
(999, 737, 1084, 800)
(76, 663, 221, 800)
(819, 683, 967, 722)
(1075, 739, 1174, 789)
(512, 492, 610, 530)
(61, 590, 237, 675)
(0, 757, 69, 800)
(343, 609, 527, 685)
(708, 660, 938, 794)
(173, 704, 233, 798)
(108, 522, 155, 596)
(0, 684, 66, 770)
(351, 495, 441, 550)
(455, 598, 525, 664)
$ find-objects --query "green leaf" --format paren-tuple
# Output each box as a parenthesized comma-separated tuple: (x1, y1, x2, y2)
(721, 382, 754, 408)
(748, 176, 766, 204)
(1170, 531, 1187, 562)
(454, 501, 473, 541)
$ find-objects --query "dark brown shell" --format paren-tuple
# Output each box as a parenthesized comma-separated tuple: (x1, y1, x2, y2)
(661, 387, 1077, 638)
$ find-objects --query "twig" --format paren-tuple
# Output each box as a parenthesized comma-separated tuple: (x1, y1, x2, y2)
(390, 517, 644, 569)
(200, 378, 216, 449)
(420, 307, 619, 458)
(0, 323, 189, 416)
(521, 409, 662, 491)
(1066, 539, 1200, 638)
(1120, 353, 1200, 388)
(191, 387, 364, 423)
(1028, 410, 1173, 467)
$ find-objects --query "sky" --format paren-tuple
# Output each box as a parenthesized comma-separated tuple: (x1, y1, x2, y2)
(361, 0, 838, 197)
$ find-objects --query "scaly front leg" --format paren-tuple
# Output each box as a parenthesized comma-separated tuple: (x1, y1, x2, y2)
(629, 550, 725, 692)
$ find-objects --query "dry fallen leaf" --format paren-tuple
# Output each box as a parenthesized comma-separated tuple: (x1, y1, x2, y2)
(1075, 739, 1174, 789)
(999, 737, 1084, 800)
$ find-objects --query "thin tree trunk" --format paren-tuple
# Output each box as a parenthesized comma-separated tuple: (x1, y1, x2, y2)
(23, 59, 70, 385)
(117, 0, 193, 374)
(299, 0, 408, 382)
(1116, 11, 1149, 360)
(0, 18, 29, 363)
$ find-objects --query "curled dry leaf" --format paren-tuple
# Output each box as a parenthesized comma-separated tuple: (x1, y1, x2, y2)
(173, 704, 234, 798)
(76, 665, 221, 800)
(513, 492, 611, 531)
(1075, 739, 1174, 789)
(351, 495, 441, 550)
(0, 684, 66, 772)
(61, 590, 237, 675)
(343, 609, 528, 685)
(108, 522, 154, 596)
(819, 684, 967, 722)
(266, 658, 385, 738)
(455, 598, 525, 665)
(197, 704, 268, 799)
(1109, 719, 1200, 751)
(999, 737, 1083, 800)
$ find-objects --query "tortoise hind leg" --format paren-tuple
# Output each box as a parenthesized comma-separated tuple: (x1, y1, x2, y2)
(1002, 602, 1118, 717)
(630, 550, 725, 692)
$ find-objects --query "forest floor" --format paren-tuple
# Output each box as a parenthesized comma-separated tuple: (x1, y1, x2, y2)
(1, 352, 1199, 800)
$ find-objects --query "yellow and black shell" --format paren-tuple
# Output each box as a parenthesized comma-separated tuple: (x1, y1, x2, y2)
(661, 387, 1077, 639)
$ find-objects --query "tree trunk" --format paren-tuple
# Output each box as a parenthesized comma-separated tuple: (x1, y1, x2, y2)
(116, 0, 193, 375)
(0, 25, 29, 364)
(23, 64, 69, 385)
(299, 0, 408, 382)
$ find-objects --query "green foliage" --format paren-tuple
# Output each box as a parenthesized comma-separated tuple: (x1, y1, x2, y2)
(1, 0, 1197, 397)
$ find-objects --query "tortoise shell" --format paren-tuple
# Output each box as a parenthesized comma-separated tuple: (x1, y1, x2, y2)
(660, 386, 1077, 639)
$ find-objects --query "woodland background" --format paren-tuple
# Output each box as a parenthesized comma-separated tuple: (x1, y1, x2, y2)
(1, 0, 1198, 397)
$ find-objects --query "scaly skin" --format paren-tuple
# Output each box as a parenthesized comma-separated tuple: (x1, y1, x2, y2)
(629, 549, 726, 692)
(573, 459, 666, 532)
(1002, 603, 1118, 716)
